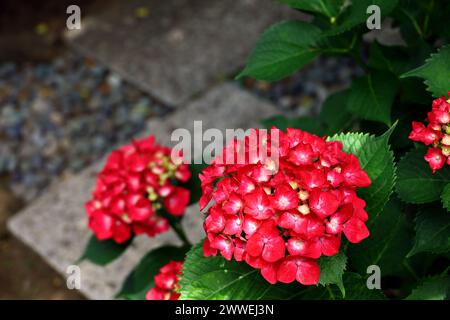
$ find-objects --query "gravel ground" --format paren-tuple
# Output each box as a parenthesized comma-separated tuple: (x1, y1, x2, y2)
(241, 56, 363, 117)
(0, 53, 171, 202)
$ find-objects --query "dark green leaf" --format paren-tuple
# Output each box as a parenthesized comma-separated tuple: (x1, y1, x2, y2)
(79, 235, 132, 266)
(179, 243, 302, 300)
(237, 21, 321, 81)
(261, 115, 325, 135)
(323, 0, 399, 36)
(117, 245, 189, 300)
(408, 206, 450, 257)
(330, 123, 397, 219)
(347, 71, 398, 126)
(396, 148, 450, 204)
(319, 89, 353, 135)
(401, 45, 450, 97)
(318, 252, 347, 296)
(441, 183, 450, 211)
(301, 273, 386, 300)
(406, 275, 450, 300)
(347, 197, 413, 276)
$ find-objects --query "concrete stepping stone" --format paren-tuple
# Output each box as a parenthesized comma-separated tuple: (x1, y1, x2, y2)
(8, 83, 278, 299)
(66, 0, 304, 106)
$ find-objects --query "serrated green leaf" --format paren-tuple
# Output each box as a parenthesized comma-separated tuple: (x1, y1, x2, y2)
(406, 275, 450, 300)
(179, 243, 301, 300)
(261, 115, 325, 135)
(408, 205, 450, 257)
(396, 148, 450, 204)
(117, 245, 189, 300)
(319, 89, 353, 135)
(347, 197, 413, 276)
(79, 235, 132, 266)
(237, 21, 321, 81)
(347, 71, 398, 126)
(401, 45, 450, 97)
(329, 123, 397, 218)
(318, 252, 347, 297)
(279, 0, 344, 18)
(301, 273, 386, 300)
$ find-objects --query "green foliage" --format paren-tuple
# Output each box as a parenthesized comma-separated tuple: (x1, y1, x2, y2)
(79, 235, 132, 266)
(261, 115, 325, 135)
(300, 273, 386, 300)
(237, 21, 322, 81)
(441, 183, 450, 211)
(179, 243, 300, 300)
(347, 197, 413, 276)
(408, 205, 450, 257)
(401, 45, 450, 97)
(117, 245, 189, 300)
(397, 148, 450, 204)
(406, 275, 450, 300)
(347, 71, 398, 126)
(317, 252, 347, 297)
(319, 89, 353, 135)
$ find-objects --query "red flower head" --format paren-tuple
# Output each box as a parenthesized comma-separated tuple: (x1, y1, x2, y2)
(85, 135, 191, 243)
(146, 260, 183, 300)
(409, 92, 450, 172)
(199, 128, 371, 285)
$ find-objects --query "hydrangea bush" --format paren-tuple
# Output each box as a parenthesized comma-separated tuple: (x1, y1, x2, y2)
(80, 0, 450, 300)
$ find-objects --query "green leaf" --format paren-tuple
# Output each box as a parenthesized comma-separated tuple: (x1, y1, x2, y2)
(442, 183, 450, 211)
(179, 243, 301, 300)
(261, 115, 325, 135)
(347, 71, 398, 126)
(329, 123, 397, 219)
(237, 21, 321, 81)
(323, 0, 399, 36)
(79, 235, 132, 266)
(408, 205, 450, 257)
(318, 252, 347, 297)
(279, 0, 344, 18)
(406, 276, 450, 300)
(117, 245, 189, 300)
(401, 45, 450, 97)
(347, 197, 413, 276)
(319, 89, 353, 135)
(301, 273, 386, 300)
(396, 148, 450, 204)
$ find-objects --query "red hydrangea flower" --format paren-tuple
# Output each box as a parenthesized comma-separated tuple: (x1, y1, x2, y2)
(146, 260, 183, 300)
(200, 128, 371, 285)
(85, 135, 191, 243)
(409, 92, 450, 172)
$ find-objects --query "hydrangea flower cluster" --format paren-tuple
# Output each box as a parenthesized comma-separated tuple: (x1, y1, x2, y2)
(409, 92, 450, 172)
(146, 260, 183, 300)
(85, 135, 191, 243)
(199, 128, 371, 285)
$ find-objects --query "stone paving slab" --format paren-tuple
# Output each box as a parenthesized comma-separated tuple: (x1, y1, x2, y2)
(8, 83, 277, 299)
(66, 0, 304, 106)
